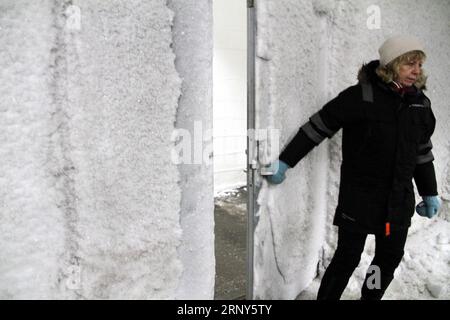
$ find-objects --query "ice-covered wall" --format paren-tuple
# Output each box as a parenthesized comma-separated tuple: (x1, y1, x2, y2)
(254, 0, 450, 299)
(168, 0, 215, 299)
(0, 0, 67, 299)
(253, 0, 330, 299)
(0, 0, 213, 299)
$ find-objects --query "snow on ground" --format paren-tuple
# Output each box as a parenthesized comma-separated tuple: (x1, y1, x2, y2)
(214, 186, 247, 299)
(297, 217, 450, 300)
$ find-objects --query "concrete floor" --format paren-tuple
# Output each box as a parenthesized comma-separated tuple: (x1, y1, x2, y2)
(214, 186, 247, 300)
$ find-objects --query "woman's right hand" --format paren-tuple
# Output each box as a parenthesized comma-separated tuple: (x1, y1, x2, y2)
(265, 160, 290, 185)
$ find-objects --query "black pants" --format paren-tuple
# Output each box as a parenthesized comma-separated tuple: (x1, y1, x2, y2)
(317, 227, 408, 300)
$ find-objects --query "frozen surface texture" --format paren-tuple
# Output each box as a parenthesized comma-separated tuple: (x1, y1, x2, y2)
(0, 0, 65, 299)
(0, 0, 184, 299)
(255, 0, 450, 299)
(169, 0, 215, 300)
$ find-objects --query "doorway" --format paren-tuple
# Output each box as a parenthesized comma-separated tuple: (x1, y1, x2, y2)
(213, 0, 248, 299)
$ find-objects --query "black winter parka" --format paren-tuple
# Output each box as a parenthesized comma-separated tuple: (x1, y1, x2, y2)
(279, 60, 437, 235)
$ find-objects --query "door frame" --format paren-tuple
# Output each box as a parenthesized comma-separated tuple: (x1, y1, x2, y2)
(246, 0, 256, 300)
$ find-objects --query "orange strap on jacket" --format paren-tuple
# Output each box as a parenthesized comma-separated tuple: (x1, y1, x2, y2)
(385, 222, 391, 236)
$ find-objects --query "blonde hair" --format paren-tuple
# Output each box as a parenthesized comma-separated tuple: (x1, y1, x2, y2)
(376, 50, 427, 90)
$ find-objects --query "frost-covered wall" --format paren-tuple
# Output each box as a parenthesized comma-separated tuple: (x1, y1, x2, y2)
(0, 0, 213, 299)
(168, 0, 214, 299)
(254, 0, 450, 299)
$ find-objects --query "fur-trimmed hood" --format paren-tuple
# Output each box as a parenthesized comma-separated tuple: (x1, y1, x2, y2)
(357, 60, 381, 85)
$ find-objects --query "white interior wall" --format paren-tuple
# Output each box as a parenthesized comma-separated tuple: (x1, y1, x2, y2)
(213, 0, 247, 193)
(254, 0, 450, 299)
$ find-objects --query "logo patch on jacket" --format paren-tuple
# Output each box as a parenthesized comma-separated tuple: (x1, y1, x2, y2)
(342, 213, 356, 222)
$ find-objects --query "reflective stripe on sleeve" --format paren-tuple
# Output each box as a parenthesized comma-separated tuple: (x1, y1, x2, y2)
(417, 140, 433, 152)
(310, 112, 336, 138)
(301, 122, 326, 145)
(416, 150, 434, 164)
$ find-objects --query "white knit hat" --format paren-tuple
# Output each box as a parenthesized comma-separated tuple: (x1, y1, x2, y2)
(378, 35, 425, 66)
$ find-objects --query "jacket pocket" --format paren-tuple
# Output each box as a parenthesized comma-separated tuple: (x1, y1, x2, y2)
(339, 181, 389, 227)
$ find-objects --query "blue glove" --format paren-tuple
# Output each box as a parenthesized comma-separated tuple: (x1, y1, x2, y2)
(265, 160, 290, 185)
(416, 196, 441, 218)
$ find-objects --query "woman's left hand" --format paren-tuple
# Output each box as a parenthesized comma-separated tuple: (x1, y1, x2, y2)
(416, 196, 441, 218)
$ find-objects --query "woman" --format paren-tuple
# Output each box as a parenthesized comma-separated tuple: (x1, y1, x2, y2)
(266, 35, 441, 300)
